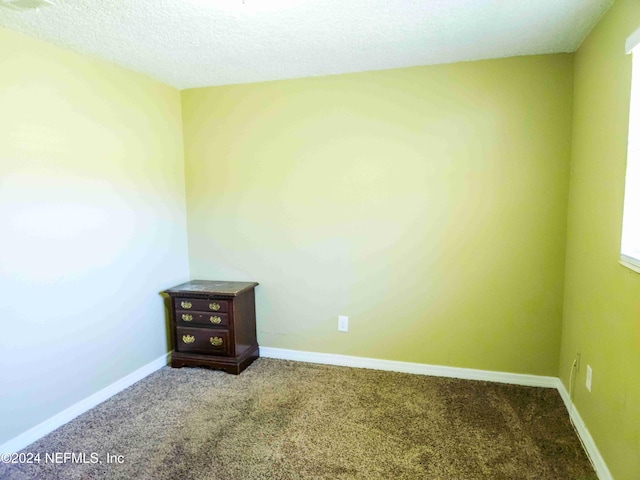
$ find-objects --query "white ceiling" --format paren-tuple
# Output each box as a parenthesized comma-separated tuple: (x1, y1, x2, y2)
(0, 0, 614, 90)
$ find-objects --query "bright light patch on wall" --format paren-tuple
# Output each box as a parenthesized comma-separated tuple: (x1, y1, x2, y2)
(190, 0, 313, 14)
(621, 38, 640, 272)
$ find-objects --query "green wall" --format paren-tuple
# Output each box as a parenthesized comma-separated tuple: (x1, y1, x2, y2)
(559, 0, 640, 478)
(182, 55, 574, 376)
(0, 28, 190, 445)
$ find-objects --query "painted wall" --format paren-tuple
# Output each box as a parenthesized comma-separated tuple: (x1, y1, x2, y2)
(182, 55, 574, 376)
(559, 0, 640, 478)
(0, 28, 190, 445)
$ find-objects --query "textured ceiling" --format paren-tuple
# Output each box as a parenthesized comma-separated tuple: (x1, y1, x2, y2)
(0, 0, 614, 90)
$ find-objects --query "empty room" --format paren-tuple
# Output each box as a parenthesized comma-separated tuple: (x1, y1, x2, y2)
(0, 0, 638, 479)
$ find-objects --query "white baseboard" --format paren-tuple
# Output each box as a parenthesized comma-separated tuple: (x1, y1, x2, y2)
(259, 346, 559, 388)
(260, 346, 613, 480)
(556, 380, 614, 480)
(0, 353, 169, 455)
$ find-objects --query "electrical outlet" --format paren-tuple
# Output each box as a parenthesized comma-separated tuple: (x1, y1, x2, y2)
(586, 365, 593, 392)
(338, 315, 348, 332)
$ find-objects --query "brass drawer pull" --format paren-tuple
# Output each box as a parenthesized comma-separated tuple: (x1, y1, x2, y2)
(180, 301, 192, 309)
(210, 316, 222, 324)
(210, 336, 223, 347)
(181, 314, 193, 322)
(209, 302, 221, 311)
(182, 335, 196, 344)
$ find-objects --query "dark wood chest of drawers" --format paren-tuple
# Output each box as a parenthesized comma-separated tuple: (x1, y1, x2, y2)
(163, 280, 259, 374)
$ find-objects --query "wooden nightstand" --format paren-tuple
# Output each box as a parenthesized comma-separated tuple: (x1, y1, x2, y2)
(163, 280, 259, 374)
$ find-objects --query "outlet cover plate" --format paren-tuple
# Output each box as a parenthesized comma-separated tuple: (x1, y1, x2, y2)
(338, 315, 348, 332)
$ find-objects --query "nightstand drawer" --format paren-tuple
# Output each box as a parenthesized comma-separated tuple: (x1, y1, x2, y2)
(177, 311, 229, 327)
(176, 298, 229, 313)
(176, 327, 230, 356)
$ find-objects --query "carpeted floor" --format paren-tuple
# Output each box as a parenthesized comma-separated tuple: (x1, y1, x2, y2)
(1, 358, 597, 480)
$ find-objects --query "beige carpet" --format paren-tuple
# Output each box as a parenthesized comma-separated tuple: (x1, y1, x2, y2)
(1, 358, 596, 479)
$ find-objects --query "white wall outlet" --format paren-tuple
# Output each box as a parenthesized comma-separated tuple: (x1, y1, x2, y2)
(586, 365, 593, 392)
(338, 315, 348, 332)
